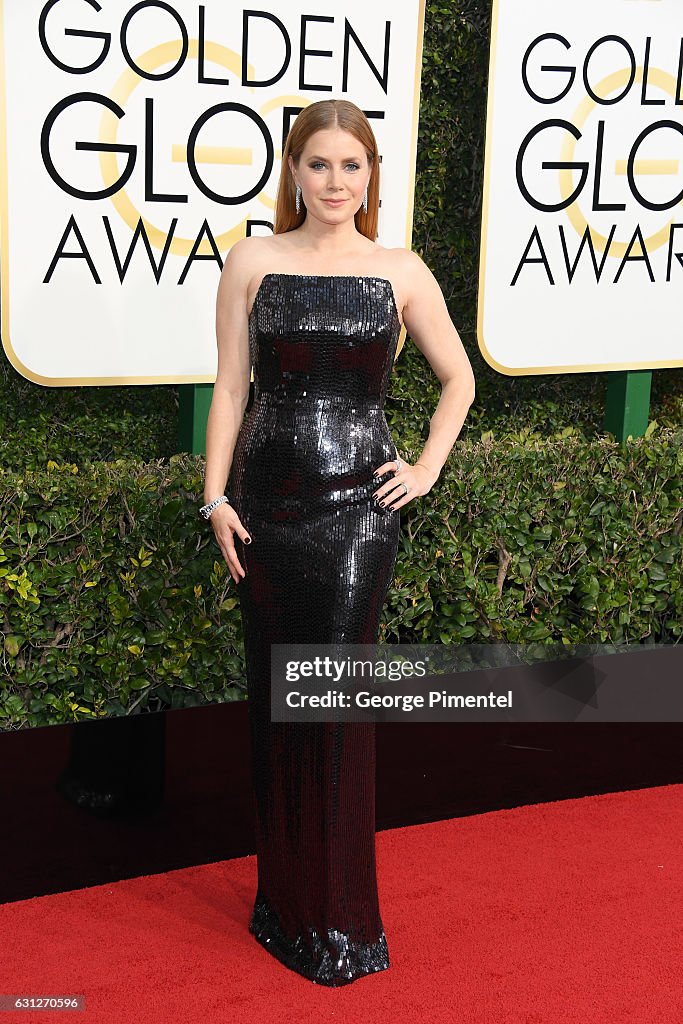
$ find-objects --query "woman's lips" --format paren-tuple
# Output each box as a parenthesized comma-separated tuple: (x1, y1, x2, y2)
(322, 198, 346, 206)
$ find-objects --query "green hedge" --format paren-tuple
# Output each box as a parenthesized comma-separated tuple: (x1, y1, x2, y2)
(1, 432, 680, 728)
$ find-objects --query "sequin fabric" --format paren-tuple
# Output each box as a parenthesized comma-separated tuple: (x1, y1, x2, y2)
(227, 274, 402, 986)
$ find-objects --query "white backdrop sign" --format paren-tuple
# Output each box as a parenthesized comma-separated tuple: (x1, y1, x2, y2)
(479, 0, 683, 375)
(0, 1, 425, 385)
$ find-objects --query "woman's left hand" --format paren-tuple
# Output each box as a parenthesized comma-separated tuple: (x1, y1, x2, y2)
(371, 457, 438, 512)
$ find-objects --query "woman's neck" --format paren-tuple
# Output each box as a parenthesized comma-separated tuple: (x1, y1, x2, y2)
(292, 217, 366, 254)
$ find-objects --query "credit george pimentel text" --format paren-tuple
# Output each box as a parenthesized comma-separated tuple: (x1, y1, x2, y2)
(284, 690, 514, 711)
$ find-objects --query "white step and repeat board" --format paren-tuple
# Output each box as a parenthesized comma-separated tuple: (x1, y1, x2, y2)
(0, 1, 425, 385)
(480, 0, 683, 375)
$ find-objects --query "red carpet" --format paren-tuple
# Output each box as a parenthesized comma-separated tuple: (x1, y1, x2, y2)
(1, 784, 681, 1024)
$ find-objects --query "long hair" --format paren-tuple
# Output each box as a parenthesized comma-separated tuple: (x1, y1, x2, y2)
(274, 100, 380, 241)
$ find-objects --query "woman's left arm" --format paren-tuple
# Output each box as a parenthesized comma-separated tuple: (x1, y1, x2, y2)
(373, 250, 475, 510)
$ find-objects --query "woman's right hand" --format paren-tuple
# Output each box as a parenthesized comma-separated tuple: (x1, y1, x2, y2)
(209, 502, 251, 584)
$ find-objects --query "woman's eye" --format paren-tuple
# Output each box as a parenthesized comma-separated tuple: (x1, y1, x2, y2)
(308, 162, 360, 171)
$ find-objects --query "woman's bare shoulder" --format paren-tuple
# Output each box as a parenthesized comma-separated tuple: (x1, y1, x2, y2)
(376, 244, 424, 266)
(219, 237, 284, 311)
(224, 234, 278, 273)
(371, 245, 428, 307)
(373, 243, 424, 274)
(226, 233, 302, 283)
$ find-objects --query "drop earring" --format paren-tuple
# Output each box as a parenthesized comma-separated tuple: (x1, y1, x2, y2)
(295, 184, 302, 214)
(362, 186, 368, 214)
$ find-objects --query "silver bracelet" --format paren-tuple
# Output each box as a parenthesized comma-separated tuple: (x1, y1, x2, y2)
(199, 495, 230, 520)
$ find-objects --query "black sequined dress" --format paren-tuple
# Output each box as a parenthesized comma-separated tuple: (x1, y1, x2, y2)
(227, 273, 402, 986)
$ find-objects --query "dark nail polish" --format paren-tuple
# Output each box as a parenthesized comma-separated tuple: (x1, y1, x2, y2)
(379, 500, 386, 507)
(244, 536, 252, 544)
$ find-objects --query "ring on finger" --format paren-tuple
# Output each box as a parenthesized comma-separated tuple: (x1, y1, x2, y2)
(390, 482, 410, 499)
(384, 482, 409, 508)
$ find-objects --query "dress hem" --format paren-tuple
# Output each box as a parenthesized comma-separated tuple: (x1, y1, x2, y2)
(248, 889, 390, 987)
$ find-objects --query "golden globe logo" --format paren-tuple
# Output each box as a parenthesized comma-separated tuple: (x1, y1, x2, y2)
(513, 32, 683, 284)
(38, 3, 393, 283)
(0, 0, 426, 383)
(479, 2, 683, 376)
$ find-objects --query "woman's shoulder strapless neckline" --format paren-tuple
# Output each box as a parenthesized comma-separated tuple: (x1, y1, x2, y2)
(250, 273, 401, 327)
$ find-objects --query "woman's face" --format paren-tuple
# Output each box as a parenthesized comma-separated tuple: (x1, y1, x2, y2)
(289, 128, 372, 223)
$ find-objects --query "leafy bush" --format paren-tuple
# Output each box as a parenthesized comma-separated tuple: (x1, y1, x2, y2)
(1, 435, 680, 728)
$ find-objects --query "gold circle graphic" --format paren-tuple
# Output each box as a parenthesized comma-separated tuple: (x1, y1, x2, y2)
(561, 66, 683, 257)
(99, 38, 256, 255)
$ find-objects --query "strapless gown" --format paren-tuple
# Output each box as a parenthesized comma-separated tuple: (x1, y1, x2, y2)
(227, 273, 402, 986)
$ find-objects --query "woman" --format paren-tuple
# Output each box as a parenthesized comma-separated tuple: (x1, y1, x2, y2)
(201, 99, 475, 986)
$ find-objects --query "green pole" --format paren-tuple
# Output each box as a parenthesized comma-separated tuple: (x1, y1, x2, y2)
(178, 382, 213, 454)
(604, 370, 652, 443)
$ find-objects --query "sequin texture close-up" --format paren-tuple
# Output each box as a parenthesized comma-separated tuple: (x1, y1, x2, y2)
(227, 273, 402, 986)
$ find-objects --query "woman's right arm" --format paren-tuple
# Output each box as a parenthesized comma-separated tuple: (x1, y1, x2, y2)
(203, 238, 256, 583)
